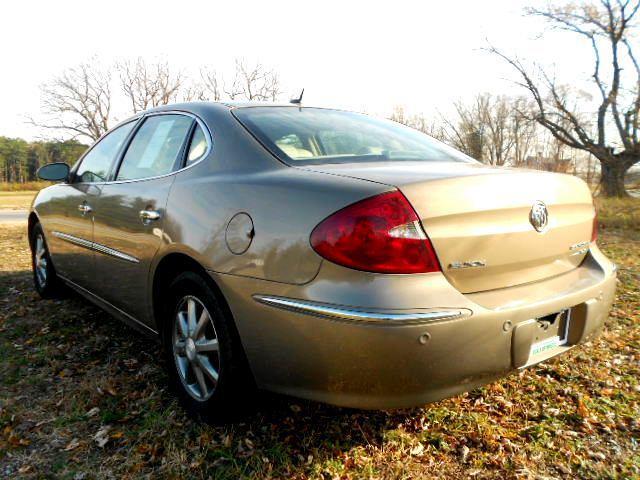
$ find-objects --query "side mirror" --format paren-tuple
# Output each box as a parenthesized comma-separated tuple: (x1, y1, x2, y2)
(37, 162, 70, 182)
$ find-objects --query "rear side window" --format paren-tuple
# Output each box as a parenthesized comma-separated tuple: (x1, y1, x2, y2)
(117, 114, 193, 181)
(186, 124, 208, 165)
(75, 121, 136, 183)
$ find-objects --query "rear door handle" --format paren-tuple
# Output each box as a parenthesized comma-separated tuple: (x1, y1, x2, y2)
(139, 210, 161, 222)
(78, 204, 92, 215)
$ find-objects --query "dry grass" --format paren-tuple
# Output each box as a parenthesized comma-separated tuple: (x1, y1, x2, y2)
(0, 182, 51, 193)
(0, 199, 638, 479)
(0, 192, 37, 211)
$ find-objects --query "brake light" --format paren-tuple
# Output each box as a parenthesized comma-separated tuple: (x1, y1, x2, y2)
(310, 191, 441, 274)
(591, 209, 598, 243)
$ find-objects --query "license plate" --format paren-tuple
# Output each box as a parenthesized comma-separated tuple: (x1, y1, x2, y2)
(530, 335, 561, 356)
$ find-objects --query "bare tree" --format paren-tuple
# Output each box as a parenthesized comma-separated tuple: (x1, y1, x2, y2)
(181, 83, 207, 102)
(489, 0, 640, 197)
(441, 94, 549, 167)
(224, 58, 282, 101)
(182, 66, 222, 102)
(199, 66, 222, 101)
(389, 105, 410, 125)
(441, 94, 517, 164)
(119, 58, 183, 113)
(389, 106, 445, 139)
(481, 95, 516, 166)
(511, 97, 538, 166)
(528, 125, 578, 172)
(35, 62, 112, 141)
(441, 96, 485, 160)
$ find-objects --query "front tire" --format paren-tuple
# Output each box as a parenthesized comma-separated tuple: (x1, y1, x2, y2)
(30, 223, 63, 299)
(162, 271, 252, 422)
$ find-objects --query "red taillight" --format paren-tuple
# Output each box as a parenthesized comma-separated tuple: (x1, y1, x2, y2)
(310, 191, 441, 274)
(591, 209, 598, 243)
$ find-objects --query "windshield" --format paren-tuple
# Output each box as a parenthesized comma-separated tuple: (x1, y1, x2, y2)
(233, 107, 476, 165)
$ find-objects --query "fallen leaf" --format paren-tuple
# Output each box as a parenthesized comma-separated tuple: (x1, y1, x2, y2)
(410, 443, 425, 456)
(64, 438, 80, 451)
(86, 407, 100, 418)
(577, 397, 590, 418)
(459, 445, 471, 463)
(93, 426, 111, 448)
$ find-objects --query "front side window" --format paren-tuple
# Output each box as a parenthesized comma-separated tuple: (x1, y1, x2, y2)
(116, 115, 193, 181)
(75, 121, 136, 183)
(234, 107, 476, 165)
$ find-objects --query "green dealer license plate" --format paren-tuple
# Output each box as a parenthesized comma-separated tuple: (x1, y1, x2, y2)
(530, 335, 561, 356)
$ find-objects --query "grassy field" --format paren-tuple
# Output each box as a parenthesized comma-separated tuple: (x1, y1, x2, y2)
(0, 191, 37, 211)
(0, 182, 51, 193)
(0, 199, 638, 479)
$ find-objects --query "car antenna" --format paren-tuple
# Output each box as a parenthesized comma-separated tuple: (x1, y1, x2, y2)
(290, 88, 304, 106)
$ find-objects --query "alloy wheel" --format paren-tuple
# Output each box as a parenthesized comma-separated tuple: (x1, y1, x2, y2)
(34, 233, 48, 288)
(172, 295, 221, 401)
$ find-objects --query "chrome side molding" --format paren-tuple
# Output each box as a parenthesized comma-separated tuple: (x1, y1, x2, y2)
(253, 294, 466, 326)
(52, 231, 140, 264)
(52, 231, 93, 250)
(90, 242, 140, 264)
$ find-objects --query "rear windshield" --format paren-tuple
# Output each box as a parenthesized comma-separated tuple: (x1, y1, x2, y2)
(233, 107, 475, 165)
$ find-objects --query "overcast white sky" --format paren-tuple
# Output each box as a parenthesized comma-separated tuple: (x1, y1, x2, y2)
(1, 0, 592, 140)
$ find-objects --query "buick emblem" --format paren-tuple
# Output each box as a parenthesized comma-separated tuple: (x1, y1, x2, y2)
(529, 201, 548, 232)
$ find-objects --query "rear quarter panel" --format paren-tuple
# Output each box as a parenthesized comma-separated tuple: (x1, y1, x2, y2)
(158, 107, 390, 285)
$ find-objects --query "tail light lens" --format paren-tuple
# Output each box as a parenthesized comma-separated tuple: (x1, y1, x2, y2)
(310, 191, 441, 274)
(591, 209, 598, 243)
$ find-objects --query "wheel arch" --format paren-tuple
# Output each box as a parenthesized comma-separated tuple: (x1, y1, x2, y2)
(151, 252, 256, 384)
(151, 253, 253, 378)
(153, 253, 218, 331)
(27, 212, 40, 248)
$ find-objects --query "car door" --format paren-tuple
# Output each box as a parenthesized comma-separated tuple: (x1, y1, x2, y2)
(91, 113, 196, 326)
(44, 121, 137, 290)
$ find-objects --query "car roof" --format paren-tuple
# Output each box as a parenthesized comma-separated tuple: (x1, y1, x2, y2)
(146, 101, 336, 115)
(146, 101, 307, 113)
(220, 101, 301, 108)
(110, 102, 362, 137)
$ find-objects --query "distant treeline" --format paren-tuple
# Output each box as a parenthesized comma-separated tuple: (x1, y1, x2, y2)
(0, 137, 87, 184)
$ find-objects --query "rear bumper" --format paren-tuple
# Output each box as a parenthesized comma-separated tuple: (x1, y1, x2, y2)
(211, 245, 616, 409)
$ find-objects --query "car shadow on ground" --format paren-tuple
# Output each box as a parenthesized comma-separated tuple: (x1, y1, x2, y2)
(0, 268, 424, 477)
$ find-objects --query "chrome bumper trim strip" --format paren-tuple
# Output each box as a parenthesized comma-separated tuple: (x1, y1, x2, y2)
(253, 295, 465, 325)
(52, 231, 140, 264)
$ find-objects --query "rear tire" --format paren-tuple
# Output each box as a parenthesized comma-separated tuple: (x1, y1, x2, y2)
(162, 271, 253, 422)
(30, 223, 64, 299)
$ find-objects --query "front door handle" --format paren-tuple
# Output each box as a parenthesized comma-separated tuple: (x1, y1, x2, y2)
(139, 210, 161, 222)
(78, 204, 92, 215)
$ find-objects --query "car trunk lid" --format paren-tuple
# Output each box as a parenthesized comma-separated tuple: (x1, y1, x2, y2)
(301, 162, 595, 293)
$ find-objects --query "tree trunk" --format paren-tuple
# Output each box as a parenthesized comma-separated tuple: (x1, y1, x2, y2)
(598, 156, 636, 197)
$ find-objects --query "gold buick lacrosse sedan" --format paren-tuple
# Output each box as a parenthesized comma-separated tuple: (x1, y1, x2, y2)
(30, 102, 616, 420)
